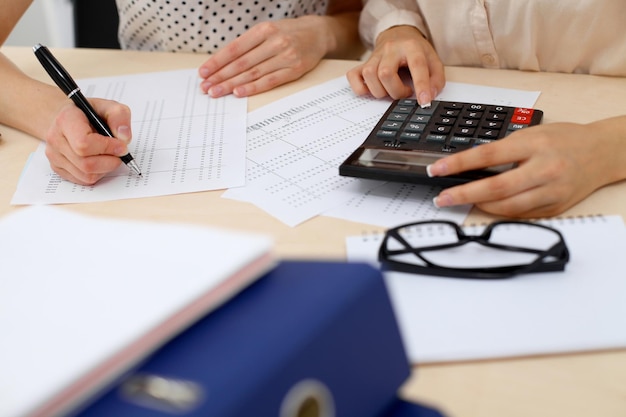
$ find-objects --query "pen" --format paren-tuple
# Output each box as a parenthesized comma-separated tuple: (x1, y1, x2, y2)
(32, 43, 142, 176)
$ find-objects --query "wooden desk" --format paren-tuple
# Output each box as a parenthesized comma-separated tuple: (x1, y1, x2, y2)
(2, 46, 625, 417)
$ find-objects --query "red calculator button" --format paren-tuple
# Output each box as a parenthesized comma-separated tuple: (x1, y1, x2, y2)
(512, 108, 534, 124)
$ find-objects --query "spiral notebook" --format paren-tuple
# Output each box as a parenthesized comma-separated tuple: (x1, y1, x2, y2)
(346, 215, 626, 363)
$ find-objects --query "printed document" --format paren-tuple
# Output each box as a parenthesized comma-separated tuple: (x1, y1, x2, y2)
(11, 69, 247, 204)
(224, 77, 539, 226)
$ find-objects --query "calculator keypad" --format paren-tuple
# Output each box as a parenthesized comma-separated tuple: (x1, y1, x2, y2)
(375, 99, 540, 153)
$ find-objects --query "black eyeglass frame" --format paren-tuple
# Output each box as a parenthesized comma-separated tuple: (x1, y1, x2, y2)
(378, 220, 570, 279)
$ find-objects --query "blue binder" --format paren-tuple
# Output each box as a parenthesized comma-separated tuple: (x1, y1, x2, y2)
(71, 261, 444, 417)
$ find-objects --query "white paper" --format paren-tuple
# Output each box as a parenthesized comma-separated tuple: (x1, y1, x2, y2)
(11, 69, 247, 204)
(224, 77, 539, 227)
(346, 215, 626, 363)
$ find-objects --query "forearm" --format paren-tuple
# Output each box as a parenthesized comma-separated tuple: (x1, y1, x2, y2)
(320, 11, 363, 60)
(590, 115, 626, 185)
(0, 52, 66, 140)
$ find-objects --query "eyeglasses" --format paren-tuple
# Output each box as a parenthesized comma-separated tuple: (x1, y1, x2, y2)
(378, 220, 570, 279)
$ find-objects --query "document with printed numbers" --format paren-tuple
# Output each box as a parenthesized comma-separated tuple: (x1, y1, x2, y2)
(11, 69, 247, 204)
(223, 77, 539, 227)
(346, 215, 626, 363)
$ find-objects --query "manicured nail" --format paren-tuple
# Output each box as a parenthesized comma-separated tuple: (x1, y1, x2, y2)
(208, 85, 223, 97)
(200, 80, 212, 93)
(433, 193, 454, 208)
(418, 91, 431, 108)
(233, 86, 246, 97)
(427, 161, 448, 177)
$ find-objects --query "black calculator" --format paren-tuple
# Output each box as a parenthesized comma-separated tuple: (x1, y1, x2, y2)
(339, 99, 543, 187)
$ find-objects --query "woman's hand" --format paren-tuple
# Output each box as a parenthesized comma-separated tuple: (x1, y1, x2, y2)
(347, 25, 445, 106)
(44, 98, 133, 185)
(427, 118, 626, 218)
(198, 16, 333, 98)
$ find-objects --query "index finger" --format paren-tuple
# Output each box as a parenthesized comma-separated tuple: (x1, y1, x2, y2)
(427, 135, 530, 177)
(198, 26, 265, 79)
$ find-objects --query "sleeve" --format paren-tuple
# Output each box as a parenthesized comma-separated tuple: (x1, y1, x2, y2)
(359, 0, 428, 50)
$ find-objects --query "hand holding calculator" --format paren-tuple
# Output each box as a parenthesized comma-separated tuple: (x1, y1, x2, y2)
(340, 99, 543, 187)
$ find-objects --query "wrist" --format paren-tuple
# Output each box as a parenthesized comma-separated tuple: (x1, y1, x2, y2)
(589, 116, 626, 184)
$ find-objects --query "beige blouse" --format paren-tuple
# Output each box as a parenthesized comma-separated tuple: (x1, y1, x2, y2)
(360, 0, 626, 76)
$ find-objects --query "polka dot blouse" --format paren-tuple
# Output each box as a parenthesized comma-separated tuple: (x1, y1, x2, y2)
(116, 0, 329, 53)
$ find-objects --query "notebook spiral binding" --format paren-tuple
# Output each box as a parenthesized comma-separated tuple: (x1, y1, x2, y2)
(358, 214, 610, 241)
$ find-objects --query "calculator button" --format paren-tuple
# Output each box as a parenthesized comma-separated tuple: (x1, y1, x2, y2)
(442, 109, 460, 117)
(376, 130, 397, 139)
(514, 108, 534, 117)
(475, 138, 495, 145)
(454, 127, 476, 136)
(443, 102, 463, 110)
(411, 114, 431, 123)
(507, 123, 528, 131)
(404, 123, 426, 132)
(400, 132, 421, 140)
(387, 113, 408, 121)
(486, 112, 506, 121)
(459, 119, 479, 127)
(432, 125, 452, 135)
(435, 117, 456, 125)
(462, 110, 483, 119)
(477, 128, 500, 138)
(381, 121, 402, 130)
(467, 103, 487, 111)
(392, 105, 413, 113)
(413, 105, 438, 115)
(450, 136, 471, 145)
(482, 121, 502, 129)
(398, 99, 417, 106)
(426, 134, 447, 143)
(511, 114, 532, 124)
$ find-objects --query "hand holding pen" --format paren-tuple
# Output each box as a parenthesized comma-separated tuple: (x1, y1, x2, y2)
(33, 44, 142, 180)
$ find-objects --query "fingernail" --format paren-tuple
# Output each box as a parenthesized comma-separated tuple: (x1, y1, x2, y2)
(208, 85, 223, 98)
(116, 125, 131, 143)
(233, 86, 246, 97)
(199, 67, 210, 78)
(433, 193, 454, 208)
(200, 80, 212, 93)
(418, 91, 431, 108)
(427, 161, 448, 177)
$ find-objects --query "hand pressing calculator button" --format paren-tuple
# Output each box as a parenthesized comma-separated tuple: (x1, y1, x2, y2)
(339, 99, 543, 187)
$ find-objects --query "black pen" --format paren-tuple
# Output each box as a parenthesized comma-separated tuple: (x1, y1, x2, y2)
(33, 43, 142, 176)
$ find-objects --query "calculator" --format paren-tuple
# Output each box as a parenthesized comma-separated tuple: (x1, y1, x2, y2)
(339, 99, 543, 187)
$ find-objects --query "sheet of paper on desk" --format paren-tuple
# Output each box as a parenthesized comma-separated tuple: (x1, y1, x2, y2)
(346, 215, 626, 363)
(0, 206, 274, 417)
(11, 69, 247, 205)
(223, 77, 539, 227)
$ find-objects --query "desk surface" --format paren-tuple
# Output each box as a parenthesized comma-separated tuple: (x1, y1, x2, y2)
(2, 46, 625, 417)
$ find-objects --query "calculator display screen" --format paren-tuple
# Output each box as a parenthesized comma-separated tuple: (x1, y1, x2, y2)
(355, 148, 514, 174)
(357, 148, 441, 168)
